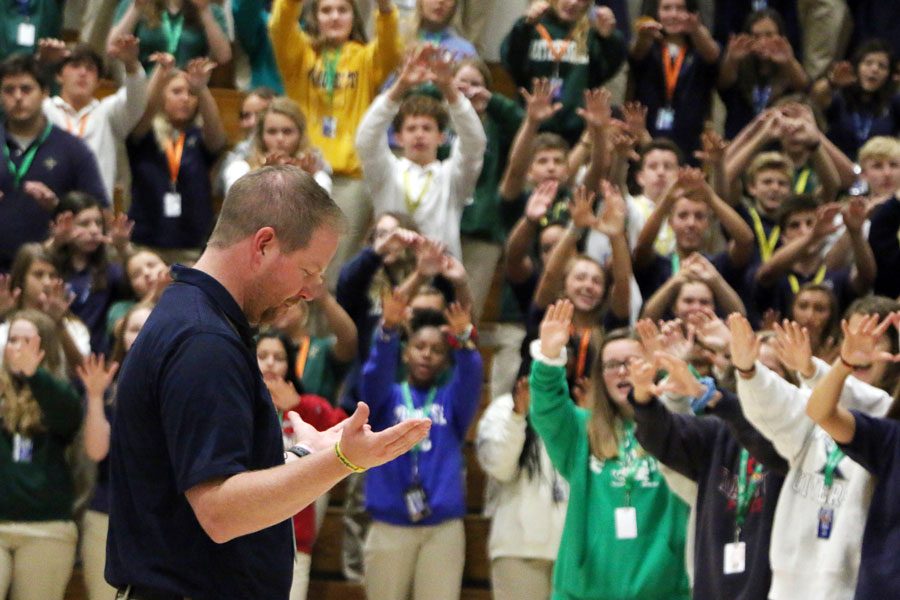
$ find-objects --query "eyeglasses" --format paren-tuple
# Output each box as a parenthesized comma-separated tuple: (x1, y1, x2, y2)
(601, 358, 636, 373)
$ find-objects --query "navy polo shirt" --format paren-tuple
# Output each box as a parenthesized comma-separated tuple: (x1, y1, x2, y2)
(634, 251, 743, 307)
(127, 128, 219, 250)
(0, 123, 108, 271)
(824, 92, 900, 161)
(107, 265, 293, 599)
(751, 265, 855, 320)
(67, 263, 128, 353)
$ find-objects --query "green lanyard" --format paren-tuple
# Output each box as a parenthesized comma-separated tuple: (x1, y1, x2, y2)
(734, 448, 763, 541)
(161, 11, 185, 56)
(823, 444, 844, 490)
(617, 420, 641, 505)
(401, 382, 437, 454)
(670, 253, 680, 274)
(322, 48, 341, 103)
(3, 122, 52, 188)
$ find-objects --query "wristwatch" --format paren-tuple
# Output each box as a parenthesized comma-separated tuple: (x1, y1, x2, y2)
(286, 445, 312, 460)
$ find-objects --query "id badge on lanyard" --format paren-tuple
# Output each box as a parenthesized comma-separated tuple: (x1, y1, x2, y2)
(12, 433, 33, 463)
(17, 22, 36, 47)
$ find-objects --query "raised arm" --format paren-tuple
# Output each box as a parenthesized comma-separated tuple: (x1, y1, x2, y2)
(185, 57, 227, 153)
(755, 203, 840, 286)
(499, 78, 562, 201)
(130, 52, 176, 140)
(842, 197, 876, 295)
(806, 314, 900, 443)
(106, 0, 146, 51)
(629, 17, 662, 61)
(104, 34, 149, 137)
(576, 87, 613, 192)
(475, 378, 531, 483)
(683, 11, 720, 64)
(534, 186, 593, 308)
(76, 354, 119, 461)
(594, 180, 632, 319)
(316, 291, 358, 364)
(365, 0, 402, 86)
(717, 33, 753, 89)
(191, 0, 232, 65)
(504, 181, 556, 284)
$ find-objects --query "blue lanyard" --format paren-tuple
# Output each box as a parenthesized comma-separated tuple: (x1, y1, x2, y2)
(752, 85, 772, 114)
(851, 112, 874, 143)
(15, 0, 30, 17)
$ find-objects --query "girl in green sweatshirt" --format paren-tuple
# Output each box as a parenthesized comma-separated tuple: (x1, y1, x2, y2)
(529, 299, 691, 600)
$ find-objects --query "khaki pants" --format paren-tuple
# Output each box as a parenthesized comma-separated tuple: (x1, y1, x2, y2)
(491, 557, 554, 600)
(798, 0, 852, 80)
(0, 520, 78, 600)
(460, 236, 502, 323)
(341, 472, 369, 582)
(288, 552, 312, 600)
(82, 510, 117, 600)
(364, 519, 465, 600)
(325, 175, 373, 291)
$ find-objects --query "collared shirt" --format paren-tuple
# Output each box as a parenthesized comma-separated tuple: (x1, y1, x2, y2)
(43, 66, 149, 199)
(355, 93, 487, 258)
(0, 123, 108, 271)
(107, 265, 293, 599)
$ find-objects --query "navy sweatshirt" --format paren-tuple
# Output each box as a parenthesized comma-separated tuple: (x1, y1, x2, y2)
(868, 194, 900, 301)
(632, 391, 787, 600)
(840, 410, 900, 600)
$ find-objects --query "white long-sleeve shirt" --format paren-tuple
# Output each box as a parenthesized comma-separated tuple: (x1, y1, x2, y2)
(737, 361, 893, 600)
(355, 93, 486, 258)
(43, 67, 149, 200)
(475, 392, 567, 562)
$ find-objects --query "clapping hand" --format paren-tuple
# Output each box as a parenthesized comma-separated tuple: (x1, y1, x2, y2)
(539, 300, 573, 359)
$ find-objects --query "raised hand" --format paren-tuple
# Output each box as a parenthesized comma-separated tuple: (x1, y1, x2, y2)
(148, 269, 172, 302)
(762, 35, 795, 65)
(687, 306, 731, 353)
(525, 180, 558, 223)
(636, 318, 664, 360)
(440, 254, 468, 286)
(628, 357, 659, 403)
(107, 34, 140, 68)
(6, 334, 45, 378)
(681, 253, 721, 285)
(576, 87, 612, 130)
(49, 211, 75, 248)
(827, 61, 856, 88)
(444, 302, 472, 337)
(591, 6, 617, 37)
(839, 313, 900, 368)
(76, 354, 119, 400)
(525, 0, 550, 24)
(148, 52, 176, 73)
(521, 78, 563, 124)
(0, 275, 21, 317)
(539, 299, 573, 359)
(22, 181, 59, 212)
(373, 227, 421, 257)
(771, 319, 814, 377)
(694, 128, 727, 165)
(266, 377, 300, 412)
(294, 152, 320, 175)
(568, 185, 597, 229)
(105, 212, 134, 252)
(621, 101, 648, 136)
(415, 238, 445, 278)
(40, 280, 75, 324)
(594, 180, 626, 237)
(36, 38, 70, 65)
(841, 196, 867, 233)
(811, 202, 841, 240)
(658, 318, 696, 361)
(635, 17, 663, 42)
(728, 313, 760, 372)
(726, 33, 754, 62)
(185, 57, 217, 93)
(395, 45, 434, 92)
(654, 352, 706, 398)
(381, 288, 409, 330)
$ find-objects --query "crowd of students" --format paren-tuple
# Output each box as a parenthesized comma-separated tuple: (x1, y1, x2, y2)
(1, 0, 900, 599)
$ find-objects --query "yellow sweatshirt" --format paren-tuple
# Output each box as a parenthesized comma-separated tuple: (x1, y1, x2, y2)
(269, 0, 402, 178)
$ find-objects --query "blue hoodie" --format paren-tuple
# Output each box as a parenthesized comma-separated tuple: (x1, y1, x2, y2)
(362, 327, 483, 526)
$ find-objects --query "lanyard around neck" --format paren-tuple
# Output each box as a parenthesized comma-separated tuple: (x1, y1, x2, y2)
(164, 132, 186, 187)
(794, 167, 811, 194)
(823, 444, 844, 490)
(295, 336, 312, 380)
(403, 169, 434, 214)
(322, 48, 342, 101)
(788, 264, 826, 294)
(748, 206, 780, 262)
(401, 382, 437, 454)
(535, 24, 571, 66)
(617, 420, 641, 504)
(662, 43, 687, 104)
(3, 122, 52, 187)
(734, 448, 764, 533)
(161, 11, 185, 56)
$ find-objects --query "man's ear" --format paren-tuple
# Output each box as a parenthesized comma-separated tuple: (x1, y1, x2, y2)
(252, 227, 277, 261)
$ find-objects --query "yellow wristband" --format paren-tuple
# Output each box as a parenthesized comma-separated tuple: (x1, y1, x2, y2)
(334, 441, 366, 473)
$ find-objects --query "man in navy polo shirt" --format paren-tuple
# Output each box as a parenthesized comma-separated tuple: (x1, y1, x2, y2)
(107, 166, 431, 600)
(0, 52, 108, 271)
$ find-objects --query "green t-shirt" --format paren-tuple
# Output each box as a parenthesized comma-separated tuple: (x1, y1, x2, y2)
(113, 0, 229, 71)
(1, 0, 61, 58)
(530, 359, 691, 600)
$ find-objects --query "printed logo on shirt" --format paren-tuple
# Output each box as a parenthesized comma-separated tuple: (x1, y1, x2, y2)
(590, 454, 661, 489)
(528, 39, 589, 65)
(394, 403, 448, 426)
(307, 68, 359, 92)
(789, 434, 848, 508)
(718, 465, 767, 514)
(43, 157, 57, 171)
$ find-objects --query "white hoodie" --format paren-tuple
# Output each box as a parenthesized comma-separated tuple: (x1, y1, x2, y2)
(475, 393, 567, 561)
(737, 361, 892, 600)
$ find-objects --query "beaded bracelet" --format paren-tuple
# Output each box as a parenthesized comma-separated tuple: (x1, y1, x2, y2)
(840, 354, 871, 370)
(334, 441, 366, 473)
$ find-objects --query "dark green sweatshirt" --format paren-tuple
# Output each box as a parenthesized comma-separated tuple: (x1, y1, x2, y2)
(0, 368, 82, 521)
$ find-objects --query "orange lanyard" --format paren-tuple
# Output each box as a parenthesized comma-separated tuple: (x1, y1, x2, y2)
(295, 336, 311, 380)
(536, 24, 571, 66)
(662, 43, 686, 103)
(570, 326, 592, 379)
(64, 113, 89, 138)
(163, 132, 186, 186)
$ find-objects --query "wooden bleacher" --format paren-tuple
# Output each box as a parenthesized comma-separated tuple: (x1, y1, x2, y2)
(67, 64, 519, 600)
